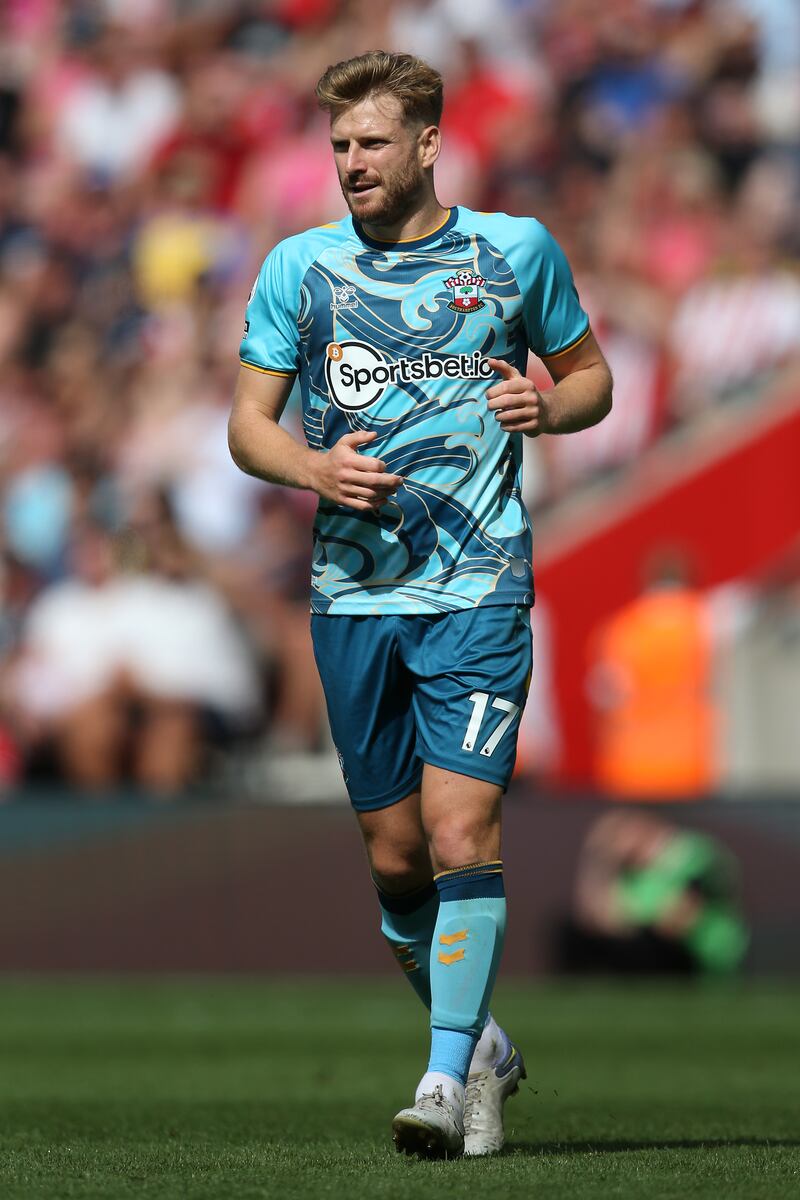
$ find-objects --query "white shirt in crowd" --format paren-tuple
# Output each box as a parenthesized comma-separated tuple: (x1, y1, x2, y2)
(15, 574, 261, 721)
(57, 69, 181, 179)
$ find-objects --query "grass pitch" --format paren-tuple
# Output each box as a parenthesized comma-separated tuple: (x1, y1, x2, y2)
(0, 978, 798, 1199)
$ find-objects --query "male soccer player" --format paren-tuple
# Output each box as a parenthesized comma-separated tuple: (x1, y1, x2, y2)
(229, 51, 612, 1158)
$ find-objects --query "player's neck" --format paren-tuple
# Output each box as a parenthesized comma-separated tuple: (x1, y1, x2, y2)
(359, 197, 449, 245)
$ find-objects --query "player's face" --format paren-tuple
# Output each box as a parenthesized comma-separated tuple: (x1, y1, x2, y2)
(330, 94, 435, 227)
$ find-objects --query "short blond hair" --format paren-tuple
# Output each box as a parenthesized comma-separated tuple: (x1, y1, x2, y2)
(315, 51, 443, 127)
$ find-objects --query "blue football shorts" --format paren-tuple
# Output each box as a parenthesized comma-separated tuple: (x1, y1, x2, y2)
(310, 605, 532, 811)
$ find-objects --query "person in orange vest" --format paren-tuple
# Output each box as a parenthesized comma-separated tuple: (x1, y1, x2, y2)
(587, 551, 716, 799)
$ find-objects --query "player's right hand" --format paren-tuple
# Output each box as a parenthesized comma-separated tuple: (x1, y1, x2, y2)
(310, 430, 403, 512)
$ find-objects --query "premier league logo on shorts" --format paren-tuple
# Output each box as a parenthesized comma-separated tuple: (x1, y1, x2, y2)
(445, 269, 486, 313)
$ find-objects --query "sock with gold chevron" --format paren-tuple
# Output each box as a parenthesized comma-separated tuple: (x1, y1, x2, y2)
(424, 861, 506, 1089)
(376, 879, 438, 1009)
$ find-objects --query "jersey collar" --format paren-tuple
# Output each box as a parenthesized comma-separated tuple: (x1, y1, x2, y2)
(352, 207, 458, 251)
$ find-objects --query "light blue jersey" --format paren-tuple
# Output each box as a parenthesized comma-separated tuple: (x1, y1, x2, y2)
(240, 206, 589, 615)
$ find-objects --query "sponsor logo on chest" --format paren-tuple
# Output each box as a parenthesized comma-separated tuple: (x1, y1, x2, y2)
(325, 340, 493, 412)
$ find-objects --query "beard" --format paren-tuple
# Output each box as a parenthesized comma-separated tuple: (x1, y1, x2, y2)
(340, 157, 426, 229)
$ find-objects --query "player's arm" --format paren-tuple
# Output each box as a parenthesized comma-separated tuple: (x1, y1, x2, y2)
(228, 364, 403, 512)
(539, 330, 613, 434)
(486, 331, 612, 438)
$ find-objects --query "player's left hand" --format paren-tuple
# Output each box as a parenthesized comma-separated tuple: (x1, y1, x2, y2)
(486, 358, 546, 437)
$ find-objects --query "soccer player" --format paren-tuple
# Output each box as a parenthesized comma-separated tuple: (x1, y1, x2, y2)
(229, 51, 612, 1158)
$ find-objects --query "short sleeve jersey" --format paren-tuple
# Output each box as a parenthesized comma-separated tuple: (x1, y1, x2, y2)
(240, 206, 589, 615)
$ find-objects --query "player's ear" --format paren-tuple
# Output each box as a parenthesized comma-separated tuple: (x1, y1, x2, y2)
(418, 124, 441, 169)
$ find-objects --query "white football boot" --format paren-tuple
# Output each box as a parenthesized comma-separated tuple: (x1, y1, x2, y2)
(463, 1030, 526, 1156)
(392, 1082, 465, 1159)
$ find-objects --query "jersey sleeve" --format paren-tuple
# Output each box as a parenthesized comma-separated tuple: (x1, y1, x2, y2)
(239, 241, 301, 377)
(521, 224, 590, 359)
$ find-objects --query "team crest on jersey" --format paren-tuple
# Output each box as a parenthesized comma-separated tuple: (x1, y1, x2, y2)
(330, 283, 359, 312)
(445, 269, 486, 313)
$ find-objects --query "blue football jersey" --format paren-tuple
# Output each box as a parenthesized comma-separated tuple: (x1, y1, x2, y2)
(240, 206, 589, 615)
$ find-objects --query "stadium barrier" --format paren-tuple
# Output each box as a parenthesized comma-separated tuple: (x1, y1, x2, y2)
(0, 790, 797, 975)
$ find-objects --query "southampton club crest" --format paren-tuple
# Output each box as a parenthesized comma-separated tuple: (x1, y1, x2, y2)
(445, 268, 486, 313)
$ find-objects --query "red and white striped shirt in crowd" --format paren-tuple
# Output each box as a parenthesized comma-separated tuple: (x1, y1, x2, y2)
(530, 323, 667, 491)
(670, 271, 800, 408)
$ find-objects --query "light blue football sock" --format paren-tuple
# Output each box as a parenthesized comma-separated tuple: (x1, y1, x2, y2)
(376, 879, 439, 1010)
(427, 861, 506, 1086)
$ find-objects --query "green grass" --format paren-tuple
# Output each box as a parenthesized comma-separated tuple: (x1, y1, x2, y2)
(0, 979, 798, 1199)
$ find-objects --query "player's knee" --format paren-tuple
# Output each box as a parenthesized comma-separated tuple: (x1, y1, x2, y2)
(428, 817, 499, 874)
(367, 843, 431, 893)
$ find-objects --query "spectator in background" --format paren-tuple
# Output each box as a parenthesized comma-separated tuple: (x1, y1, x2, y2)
(148, 55, 255, 216)
(54, 22, 181, 184)
(587, 550, 717, 799)
(197, 484, 328, 755)
(9, 514, 261, 794)
(555, 809, 749, 976)
(0, 550, 36, 790)
(669, 206, 800, 414)
(10, 521, 138, 789)
(587, 548, 753, 799)
(2, 393, 73, 577)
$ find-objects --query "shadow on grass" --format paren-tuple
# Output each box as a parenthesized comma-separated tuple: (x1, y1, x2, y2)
(512, 1138, 800, 1156)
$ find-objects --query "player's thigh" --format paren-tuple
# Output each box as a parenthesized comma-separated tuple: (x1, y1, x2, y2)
(310, 614, 421, 811)
(404, 605, 532, 791)
(420, 764, 503, 872)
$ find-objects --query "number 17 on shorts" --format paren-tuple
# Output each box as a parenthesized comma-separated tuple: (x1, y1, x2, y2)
(462, 692, 520, 757)
(311, 604, 533, 811)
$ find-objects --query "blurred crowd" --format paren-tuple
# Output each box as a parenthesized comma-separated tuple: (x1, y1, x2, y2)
(0, 0, 798, 794)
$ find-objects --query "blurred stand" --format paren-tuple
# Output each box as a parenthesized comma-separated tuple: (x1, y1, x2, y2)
(0, 0, 797, 798)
